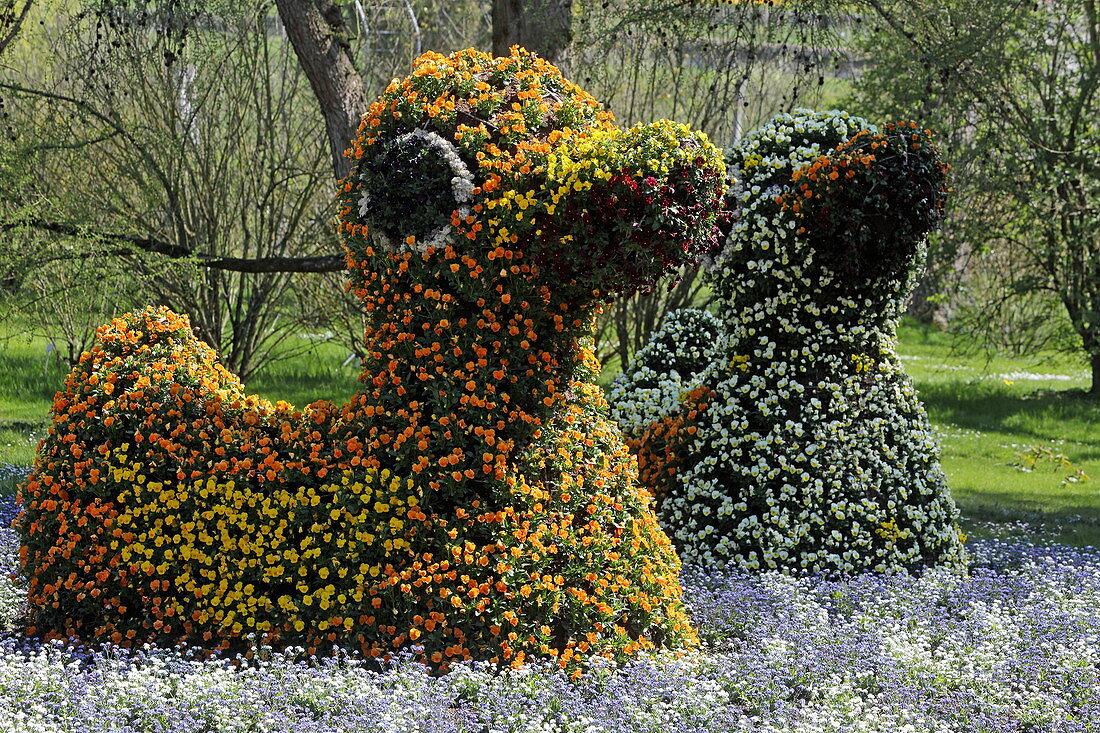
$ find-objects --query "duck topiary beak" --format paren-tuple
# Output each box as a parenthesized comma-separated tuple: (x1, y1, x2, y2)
(528, 120, 729, 300)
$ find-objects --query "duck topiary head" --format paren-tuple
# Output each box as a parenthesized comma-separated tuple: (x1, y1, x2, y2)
(717, 109, 949, 325)
(339, 47, 728, 306)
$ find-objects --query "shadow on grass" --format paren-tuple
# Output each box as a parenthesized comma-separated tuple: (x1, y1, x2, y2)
(957, 492, 1100, 522)
(917, 379, 1100, 447)
(960, 507, 1100, 549)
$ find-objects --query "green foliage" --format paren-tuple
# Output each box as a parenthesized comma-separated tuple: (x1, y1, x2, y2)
(0, 0, 339, 380)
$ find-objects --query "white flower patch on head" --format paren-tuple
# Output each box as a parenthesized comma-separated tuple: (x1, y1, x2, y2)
(359, 128, 475, 254)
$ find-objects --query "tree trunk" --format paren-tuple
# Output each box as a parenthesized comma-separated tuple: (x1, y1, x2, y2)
(492, 0, 574, 71)
(1091, 352, 1100, 396)
(275, 0, 368, 181)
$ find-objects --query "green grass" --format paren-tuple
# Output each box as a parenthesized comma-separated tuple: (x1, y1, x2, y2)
(895, 320, 1100, 546)
(247, 338, 361, 408)
(2, 316, 1098, 548)
(0, 330, 68, 466)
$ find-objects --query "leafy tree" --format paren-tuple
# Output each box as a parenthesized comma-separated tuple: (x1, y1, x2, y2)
(850, 0, 1100, 393)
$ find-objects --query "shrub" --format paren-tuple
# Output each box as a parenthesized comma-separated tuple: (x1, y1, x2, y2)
(612, 110, 967, 574)
(17, 47, 729, 671)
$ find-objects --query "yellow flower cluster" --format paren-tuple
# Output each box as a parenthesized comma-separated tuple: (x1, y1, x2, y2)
(727, 354, 751, 373)
(106, 454, 418, 645)
(875, 520, 909, 543)
(544, 120, 712, 201)
(851, 353, 875, 373)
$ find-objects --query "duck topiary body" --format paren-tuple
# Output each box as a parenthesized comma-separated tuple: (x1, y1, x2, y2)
(16, 47, 728, 670)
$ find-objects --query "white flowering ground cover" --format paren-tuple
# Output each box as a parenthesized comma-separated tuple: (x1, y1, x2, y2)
(1, 483, 1097, 733)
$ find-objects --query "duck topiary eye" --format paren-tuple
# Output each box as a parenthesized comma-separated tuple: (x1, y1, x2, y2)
(356, 128, 475, 252)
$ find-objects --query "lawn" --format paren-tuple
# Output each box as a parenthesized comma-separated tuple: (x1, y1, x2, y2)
(894, 320, 1100, 547)
(3, 317, 1096, 546)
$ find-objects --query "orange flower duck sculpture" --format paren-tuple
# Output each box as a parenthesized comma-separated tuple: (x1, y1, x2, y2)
(16, 47, 728, 671)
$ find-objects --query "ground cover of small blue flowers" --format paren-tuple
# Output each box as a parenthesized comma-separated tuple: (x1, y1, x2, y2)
(1, 466, 1098, 732)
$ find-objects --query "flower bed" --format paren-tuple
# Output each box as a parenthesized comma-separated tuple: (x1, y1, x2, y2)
(2, 490, 1098, 732)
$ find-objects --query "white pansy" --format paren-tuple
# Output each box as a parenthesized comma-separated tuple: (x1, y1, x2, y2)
(612, 110, 967, 574)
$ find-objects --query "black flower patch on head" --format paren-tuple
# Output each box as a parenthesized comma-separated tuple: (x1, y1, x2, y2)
(357, 128, 475, 251)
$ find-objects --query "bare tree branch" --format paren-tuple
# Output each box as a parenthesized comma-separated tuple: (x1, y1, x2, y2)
(2, 218, 347, 273)
(492, 0, 573, 70)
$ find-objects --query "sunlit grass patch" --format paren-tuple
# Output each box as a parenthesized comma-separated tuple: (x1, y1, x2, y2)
(896, 319, 1099, 546)
(246, 335, 360, 407)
